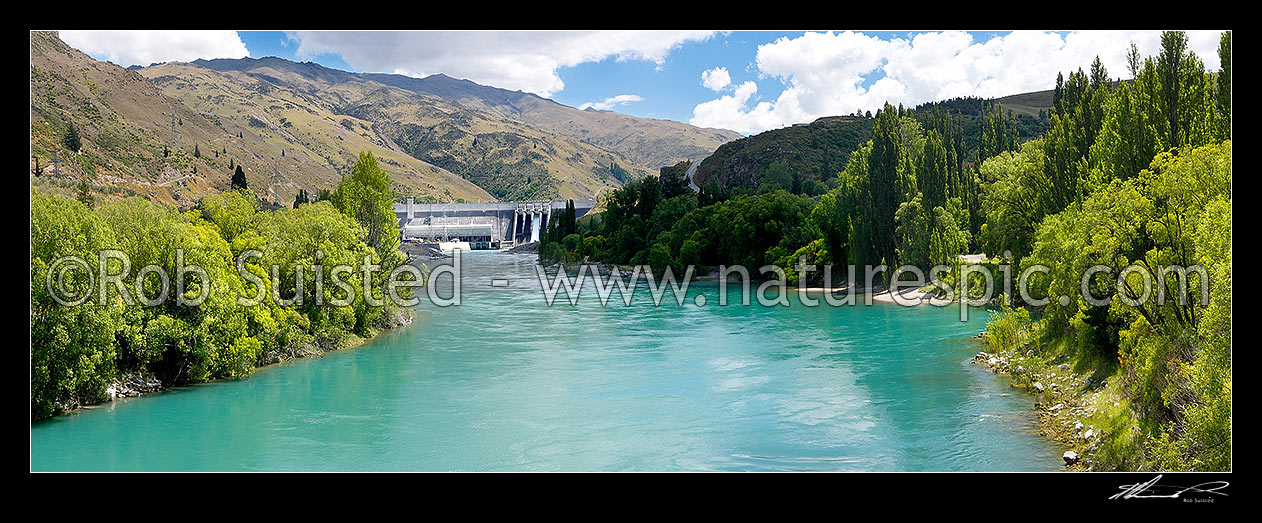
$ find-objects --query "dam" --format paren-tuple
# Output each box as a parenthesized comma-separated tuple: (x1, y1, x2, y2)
(394, 198, 597, 250)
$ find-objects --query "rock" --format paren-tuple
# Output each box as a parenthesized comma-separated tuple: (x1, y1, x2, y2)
(1049, 403, 1064, 412)
(1060, 363, 1070, 371)
(1073, 421, 1084, 431)
(1083, 429, 1095, 440)
(987, 357, 999, 366)
(1063, 451, 1080, 465)
(1025, 349, 1035, 358)
(1032, 382, 1045, 393)
(1084, 377, 1093, 387)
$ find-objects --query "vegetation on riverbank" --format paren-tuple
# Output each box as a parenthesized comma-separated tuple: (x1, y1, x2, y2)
(978, 32, 1231, 471)
(31, 151, 416, 421)
(542, 31, 1231, 472)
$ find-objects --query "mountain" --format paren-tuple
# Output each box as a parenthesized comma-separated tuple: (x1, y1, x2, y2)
(29, 31, 493, 206)
(357, 72, 744, 170)
(176, 57, 658, 200)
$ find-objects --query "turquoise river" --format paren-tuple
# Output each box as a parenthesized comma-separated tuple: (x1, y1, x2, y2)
(30, 252, 1062, 471)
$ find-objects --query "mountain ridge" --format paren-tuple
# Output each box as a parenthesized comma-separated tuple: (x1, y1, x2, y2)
(190, 56, 744, 171)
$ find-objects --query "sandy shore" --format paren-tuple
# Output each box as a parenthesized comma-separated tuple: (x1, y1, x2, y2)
(787, 284, 955, 306)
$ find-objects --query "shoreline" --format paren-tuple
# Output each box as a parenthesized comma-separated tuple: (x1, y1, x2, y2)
(527, 258, 964, 308)
(970, 343, 1113, 471)
(36, 306, 417, 423)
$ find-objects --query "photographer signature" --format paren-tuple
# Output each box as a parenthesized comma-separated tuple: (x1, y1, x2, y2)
(1110, 474, 1229, 500)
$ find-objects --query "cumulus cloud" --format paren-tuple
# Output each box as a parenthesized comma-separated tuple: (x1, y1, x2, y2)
(691, 30, 1225, 134)
(579, 94, 644, 111)
(290, 30, 716, 97)
(701, 67, 731, 91)
(59, 30, 249, 67)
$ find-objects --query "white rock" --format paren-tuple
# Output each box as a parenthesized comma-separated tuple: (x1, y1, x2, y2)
(1032, 382, 1045, 393)
(1063, 451, 1079, 464)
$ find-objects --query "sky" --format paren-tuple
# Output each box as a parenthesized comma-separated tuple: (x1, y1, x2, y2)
(58, 30, 1226, 135)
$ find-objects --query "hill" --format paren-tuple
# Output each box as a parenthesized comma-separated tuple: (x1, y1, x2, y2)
(358, 72, 744, 170)
(994, 89, 1054, 118)
(29, 31, 493, 206)
(179, 57, 658, 200)
(692, 95, 1053, 193)
(692, 116, 874, 192)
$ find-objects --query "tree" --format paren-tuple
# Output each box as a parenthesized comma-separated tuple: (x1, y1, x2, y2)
(63, 124, 81, 152)
(193, 144, 201, 158)
(75, 179, 94, 208)
(658, 161, 691, 199)
(918, 130, 949, 211)
(761, 161, 793, 193)
(293, 188, 309, 208)
(231, 165, 248, 191)
(332, 152, 401, 267)
(1127, 42, 1143, 80)
(1153, 31, 1216, 149)
(864, 104, 903, 268)
(1216, 31, 1231, 137)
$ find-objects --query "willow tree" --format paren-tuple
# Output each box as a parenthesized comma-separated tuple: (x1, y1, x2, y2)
(332, 152, 403, 269)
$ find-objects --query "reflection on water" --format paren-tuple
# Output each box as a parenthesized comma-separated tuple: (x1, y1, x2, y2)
(31, 252, 1062, 471)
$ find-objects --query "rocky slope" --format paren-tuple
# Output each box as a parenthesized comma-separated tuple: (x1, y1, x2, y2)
(30, 31, 493, 206)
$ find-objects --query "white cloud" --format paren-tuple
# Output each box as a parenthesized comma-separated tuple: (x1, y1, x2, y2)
(290, 30, 716, 97)
(59, 30, 249, 67)
(579, 94, 644, 111)
(701, 67, 731, 91)
(691, 30, 1225, 134)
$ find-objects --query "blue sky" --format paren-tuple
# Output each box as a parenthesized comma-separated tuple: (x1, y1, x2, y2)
(62, 30, 1225, 135)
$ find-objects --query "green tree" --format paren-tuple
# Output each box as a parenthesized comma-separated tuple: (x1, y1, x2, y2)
(293, 188, 310, 208)
(332, 152, 402, 268)
(231, 165, 248, 191)
(1216, 31, 1231, 137)
(63, 124, 81, 152)
(75, 179, 94, 208)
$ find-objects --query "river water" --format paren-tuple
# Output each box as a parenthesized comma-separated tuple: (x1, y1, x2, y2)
(30, 252, 1062, 471)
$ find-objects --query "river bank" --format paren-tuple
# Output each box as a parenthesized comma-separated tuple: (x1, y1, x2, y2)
(42, 306, 416, 421)
(970, 342, 1120, 471)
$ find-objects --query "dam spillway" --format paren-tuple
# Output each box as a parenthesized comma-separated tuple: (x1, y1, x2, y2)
(394, 198, 596, 249)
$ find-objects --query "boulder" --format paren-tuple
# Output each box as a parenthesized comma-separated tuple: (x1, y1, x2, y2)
(1032, 382, 1045, 393)
(1025, 349, 1035, 358)
(1063, 451, 1080, 465)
